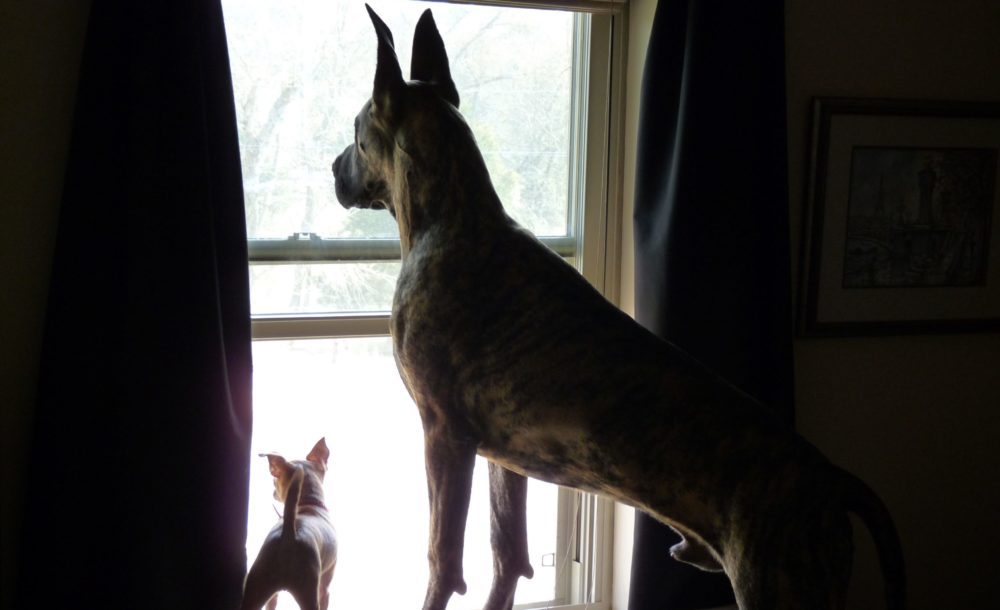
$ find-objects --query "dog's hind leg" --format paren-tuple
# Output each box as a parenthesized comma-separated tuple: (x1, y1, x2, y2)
(240, 567, 280, 610)
(319, 564, 335, 610)
(288, 589, 320, 610)
(422, 433, 477, 610)
(729, 514, 853, 610)
(483, 462, 535, 610)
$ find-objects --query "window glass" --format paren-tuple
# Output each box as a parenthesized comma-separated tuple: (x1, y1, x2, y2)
(225, 0, 574, 242)
(225, 0, 576, 316)
(249, 262, 401, 315)
(223, 0, 574, 314)
(250, 338, 561, 610)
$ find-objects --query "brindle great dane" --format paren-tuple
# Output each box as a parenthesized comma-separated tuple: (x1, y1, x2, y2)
(331, 6, 905, 610)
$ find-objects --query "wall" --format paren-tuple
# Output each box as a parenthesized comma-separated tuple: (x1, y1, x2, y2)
(787, 1, 1000, 608)
(613, 1, 655, 604)
(0, 4, 91, 609)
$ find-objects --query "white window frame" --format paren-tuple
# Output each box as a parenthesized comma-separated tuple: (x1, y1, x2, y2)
(246, 2, 627, 608)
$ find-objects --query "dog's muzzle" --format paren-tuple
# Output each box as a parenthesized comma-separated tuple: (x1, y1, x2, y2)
(331, 148, 356, 209)
(332, 146, 386, 211)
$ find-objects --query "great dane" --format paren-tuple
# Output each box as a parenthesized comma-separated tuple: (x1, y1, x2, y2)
(331, 7, 905, 610)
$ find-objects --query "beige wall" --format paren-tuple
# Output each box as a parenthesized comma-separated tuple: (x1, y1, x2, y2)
(786, 1, 1000, 608)
(613, 4, 656, 606)
(0, 4, 91, 609)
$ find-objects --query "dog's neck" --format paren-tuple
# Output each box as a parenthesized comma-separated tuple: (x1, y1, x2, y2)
(297, 497, 327, 511)
(296, 486, 328, 512)
(390, 128, 506, 259)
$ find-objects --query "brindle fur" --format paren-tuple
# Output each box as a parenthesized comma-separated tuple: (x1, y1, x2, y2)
(332, 7, 905, 610)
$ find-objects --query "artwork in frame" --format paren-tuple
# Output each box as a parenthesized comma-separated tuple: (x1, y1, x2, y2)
(798, 98, 1000, 336)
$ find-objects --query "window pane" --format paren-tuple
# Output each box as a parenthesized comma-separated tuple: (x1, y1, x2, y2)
(227, 0, 579, 316)
(224, 0, 575, 243)
(250, 262, 400, 314)
(250, 338, 560, 609)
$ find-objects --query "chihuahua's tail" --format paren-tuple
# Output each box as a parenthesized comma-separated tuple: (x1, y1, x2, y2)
(282, 466, 305, 539)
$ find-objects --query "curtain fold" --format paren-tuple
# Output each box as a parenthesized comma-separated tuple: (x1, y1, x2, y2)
(15, 2, 253, 609)
(628, 0, 793, 608)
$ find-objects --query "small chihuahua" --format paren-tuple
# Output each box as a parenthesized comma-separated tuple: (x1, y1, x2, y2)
(241, 438, 337, 610)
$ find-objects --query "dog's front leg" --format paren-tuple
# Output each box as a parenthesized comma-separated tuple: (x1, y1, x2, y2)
(422, 432, 476, 610)
(484, 462, 534, 610)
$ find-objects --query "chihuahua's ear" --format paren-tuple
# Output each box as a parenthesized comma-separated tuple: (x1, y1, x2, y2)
(307, 437, 330, 466)
(366, 4, 405, 120)
(411, 9, 459, 108)
(261, 453, 290, 478)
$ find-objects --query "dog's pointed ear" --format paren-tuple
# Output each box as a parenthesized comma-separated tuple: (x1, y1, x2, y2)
(366, 4, 405, 118)
(261, 453, 290, 478)
(307, 437, 330, 466)
(411, 9, 459, 108)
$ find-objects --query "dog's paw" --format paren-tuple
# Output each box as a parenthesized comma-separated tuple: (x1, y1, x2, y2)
(422, 574, 467, 610)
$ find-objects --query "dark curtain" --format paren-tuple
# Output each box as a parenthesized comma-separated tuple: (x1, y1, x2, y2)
(15, 2, 252, 609)
(628, 0, 793, 608)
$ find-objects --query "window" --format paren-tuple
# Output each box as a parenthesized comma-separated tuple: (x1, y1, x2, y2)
(223, 1, 625, 608)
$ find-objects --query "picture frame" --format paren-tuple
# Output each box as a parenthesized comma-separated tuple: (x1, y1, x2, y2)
(798, 98, 1000, 337)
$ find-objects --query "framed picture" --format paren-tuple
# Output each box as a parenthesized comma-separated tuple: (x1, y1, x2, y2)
(798, 98, 1000, 336)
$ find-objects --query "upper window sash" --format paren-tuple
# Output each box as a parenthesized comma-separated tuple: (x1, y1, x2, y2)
(425, 0, 625, 13)
(243, 3, 626, 335)
(245, 6, 597, 269)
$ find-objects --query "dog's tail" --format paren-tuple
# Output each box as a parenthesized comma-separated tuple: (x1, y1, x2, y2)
(281, 466, 305, 539)
(837, 465, 906, 610)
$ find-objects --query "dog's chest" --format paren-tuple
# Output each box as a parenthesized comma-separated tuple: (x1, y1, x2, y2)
(388, 234, 562, 426)
(389, 242, 474, 394)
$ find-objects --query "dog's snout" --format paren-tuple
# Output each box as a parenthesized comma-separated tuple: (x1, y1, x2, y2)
(333, 148, 352, 176)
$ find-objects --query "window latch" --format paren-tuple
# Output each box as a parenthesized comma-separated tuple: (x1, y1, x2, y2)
(287, 231, 322, 241)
